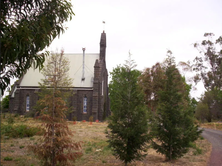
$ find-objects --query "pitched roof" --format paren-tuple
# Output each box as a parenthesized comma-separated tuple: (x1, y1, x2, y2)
(19, 53, 99, 87)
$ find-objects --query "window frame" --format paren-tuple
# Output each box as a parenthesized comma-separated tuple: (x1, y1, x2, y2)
(83, 96, 87, 114)
(26, 95, 30, 112)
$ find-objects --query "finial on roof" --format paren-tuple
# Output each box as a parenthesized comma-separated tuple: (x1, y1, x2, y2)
(102, 21, 105, 32)
(82, 48, 86, 81)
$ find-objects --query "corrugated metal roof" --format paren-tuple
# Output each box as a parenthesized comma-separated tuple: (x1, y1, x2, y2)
(19, 53, 99, 87)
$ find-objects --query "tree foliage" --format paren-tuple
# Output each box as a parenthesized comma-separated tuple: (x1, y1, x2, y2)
(107, 54, 149, 166)
(195, 101, 210, 122)
(150, 53, 201, 161)
(138, 62, 165, 112)
(1, 95, 9, 110)
(193, 33, 222, 120)
(29, 50, 82, 166)
(0, 0, 74, 95)
(193, 33, 222, 90)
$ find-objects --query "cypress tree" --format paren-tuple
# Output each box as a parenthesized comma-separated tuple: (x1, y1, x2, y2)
(150, 53, 201, 161)
(107, 54, 149, 166)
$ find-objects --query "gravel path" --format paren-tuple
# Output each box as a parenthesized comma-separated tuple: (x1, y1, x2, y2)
(201, 128, 222, 166)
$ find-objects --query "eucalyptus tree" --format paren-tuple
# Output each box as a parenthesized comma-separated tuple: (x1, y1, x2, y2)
(193, 33, 222, 121)
(0, 0, 74, 95)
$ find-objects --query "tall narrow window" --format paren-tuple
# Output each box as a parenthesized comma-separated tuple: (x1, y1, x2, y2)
(83, 96, 87, 113)
(26, 96, 30, 112)
(101, 81, 104, 96)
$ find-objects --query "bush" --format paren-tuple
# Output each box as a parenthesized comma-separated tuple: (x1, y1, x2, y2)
(24, 110, 36, 118)
(4, 156, 13, 161)
(189, 142, 202, 155)
(73, 116, 77, 121)
(1, 124, 42, 138)
(1, 124, 14, 136)
(89, 116, 93, 122)
(7, 114, 15, 124)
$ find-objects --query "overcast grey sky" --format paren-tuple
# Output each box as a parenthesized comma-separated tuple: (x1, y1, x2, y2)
(48, 0, 222, 99)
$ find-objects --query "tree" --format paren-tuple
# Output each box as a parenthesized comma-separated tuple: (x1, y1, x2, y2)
(1, 95, 9, 112)
(138, 62, 165, 112)
(193, 33, 222, 120)
(150, 53, 201, 161)
(0, 0, 74, 95)
(195, 102, 210, 123)
(29, 50, 82, 166)
(107, 54, 149, 166)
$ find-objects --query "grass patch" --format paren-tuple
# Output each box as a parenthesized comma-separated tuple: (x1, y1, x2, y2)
(30, 137, 35, 140)
(19, 145, 25, 149)
(85, 147, 93, 154)
(1, 117, 212, 166)
(4, 156, 13, 161)
(189, 142, 202, 155)
(201, 122, 222, 130)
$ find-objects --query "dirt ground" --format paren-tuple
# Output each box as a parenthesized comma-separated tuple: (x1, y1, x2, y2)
(1, 118, 212, 166)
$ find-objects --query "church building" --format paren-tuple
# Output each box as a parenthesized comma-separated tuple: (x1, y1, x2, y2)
(9, 31, 110, 121)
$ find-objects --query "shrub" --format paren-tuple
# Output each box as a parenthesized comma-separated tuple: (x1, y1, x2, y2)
(4, 156, 13, 161)
(7, 114, 15, 124)
(89, 116, 93, 122)
(1, 124, 13, 136)
(85, 147, 92, 154)
(1, 124, 42, 138)
(24, 110, 36, 118)
(19, 145, 25, 149)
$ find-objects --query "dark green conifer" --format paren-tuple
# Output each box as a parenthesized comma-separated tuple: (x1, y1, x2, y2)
(150, 53, 201, 161)
(107, 54, 149, 166)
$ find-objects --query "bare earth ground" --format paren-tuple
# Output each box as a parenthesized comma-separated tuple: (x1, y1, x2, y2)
(1, 117, 212, 166)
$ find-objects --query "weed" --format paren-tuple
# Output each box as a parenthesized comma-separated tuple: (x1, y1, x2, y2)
(2, 113, 6, 119)
(7, 114, 15, 124)
(103, 145, 111, 152)
(189, 142, 202, 155)
(14, 158, 21, 161)
(4, 156, 13, 161)
(1, 124, 13, 136)
(11, 144, 14, 147)
(30, 137, 35, 140)
(200, 136, 204, 140)
(102, 160, 107, 163)
(89, 116, 93, 122)
(20, 145, 25, 149)
(14, 113, 19, 117)
(73, 116, 77, 121)
(193, 148, 202, 155)
(85, 147, 93, 154)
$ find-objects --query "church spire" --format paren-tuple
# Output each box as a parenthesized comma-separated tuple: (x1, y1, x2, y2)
(100, 31, 106, 60)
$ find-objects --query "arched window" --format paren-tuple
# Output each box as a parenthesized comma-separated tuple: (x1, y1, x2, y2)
(83, 96, 87, 114)
(26, 95, 30, 112)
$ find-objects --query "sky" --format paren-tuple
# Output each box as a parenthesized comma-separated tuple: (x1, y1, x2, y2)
(48, 0, 222, 99)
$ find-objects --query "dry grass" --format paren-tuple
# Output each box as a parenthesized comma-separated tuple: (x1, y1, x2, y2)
(200, 122, 222, 131)
(1, 116, 211, 166)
